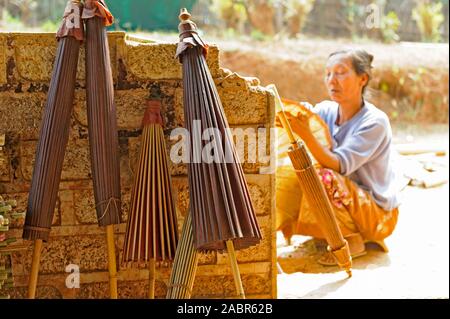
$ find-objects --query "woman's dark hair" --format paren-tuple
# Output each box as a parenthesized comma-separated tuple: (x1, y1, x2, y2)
(328, 49, 374, 95)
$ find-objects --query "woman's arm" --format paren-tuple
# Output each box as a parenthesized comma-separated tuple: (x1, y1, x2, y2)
(302, 131, 340, 172)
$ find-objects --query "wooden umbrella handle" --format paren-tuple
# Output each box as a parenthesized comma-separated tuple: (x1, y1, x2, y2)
(226, 240, 245, 299)
(27, 239, 43, 299)
(106, 225, 118, 299)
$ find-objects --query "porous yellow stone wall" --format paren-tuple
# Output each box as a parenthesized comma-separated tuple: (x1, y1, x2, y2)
(0, 32, 276, 299)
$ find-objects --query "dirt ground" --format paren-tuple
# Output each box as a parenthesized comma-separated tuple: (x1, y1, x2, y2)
(277, 186, 449, 299)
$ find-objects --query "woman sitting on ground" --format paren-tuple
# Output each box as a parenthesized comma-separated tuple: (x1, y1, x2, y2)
(276, 49, 401, 265)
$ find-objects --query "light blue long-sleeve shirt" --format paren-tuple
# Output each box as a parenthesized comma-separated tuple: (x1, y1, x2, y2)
(310, 100, 401, 211)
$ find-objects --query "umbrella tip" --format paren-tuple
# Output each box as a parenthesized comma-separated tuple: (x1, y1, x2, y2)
(179, 8, 191, 21)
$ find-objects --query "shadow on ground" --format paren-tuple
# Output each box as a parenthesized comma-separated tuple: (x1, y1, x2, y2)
(277, 237, 391, 275)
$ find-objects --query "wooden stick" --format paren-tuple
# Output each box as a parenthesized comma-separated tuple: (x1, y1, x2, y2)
(106, 225, 118, 299)
(395, 143, 447, 156)
(267, 84, 296, 144)
(27, 239, 42, 299)
(148, 258, 156, 299)
(226, 240, 245, 299)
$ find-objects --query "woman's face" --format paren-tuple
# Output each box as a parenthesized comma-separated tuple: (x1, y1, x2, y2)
(325, 54, 368, 106)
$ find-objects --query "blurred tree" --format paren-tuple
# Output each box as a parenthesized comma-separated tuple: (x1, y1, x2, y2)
(412, 0, 445, 42)
(232, 0, 317, 37)
(380, 11, 401, 43)
(240, 0, 276, 36)
(284, 0, 315, 37)
(210, 0, 247, 32)
(10, 0, 37, 26)
(341, 0, 360, 37)
(0, 0, 67, 29)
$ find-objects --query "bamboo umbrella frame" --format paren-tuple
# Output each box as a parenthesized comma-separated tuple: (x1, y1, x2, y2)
(23, 0, 84, 299)
(176, 9, 262, 298)
(268, 84, 352, 277)
(122, 100, 179, 299)
(83, 0, 121, 298)
(275, 97, 332, 244)
(166, 211, 199, 299)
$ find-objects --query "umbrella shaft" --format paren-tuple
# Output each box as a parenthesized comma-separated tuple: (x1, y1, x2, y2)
(27, 239, 43, 299)
(106, 225, 118, 299)
(226, 240, 245, 299)
(269, 84, 296, 143)
(148, 259, 156, 299)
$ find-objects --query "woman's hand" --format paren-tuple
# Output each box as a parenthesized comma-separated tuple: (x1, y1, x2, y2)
(280, 110, 314, 142)
(275, 110, 341, 172)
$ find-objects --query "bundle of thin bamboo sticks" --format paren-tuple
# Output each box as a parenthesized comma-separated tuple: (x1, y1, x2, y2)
(166, 212, 199, 299)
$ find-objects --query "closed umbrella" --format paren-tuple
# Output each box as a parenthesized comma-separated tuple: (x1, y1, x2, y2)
(83, 0, 121, 298)
(267, 84, 352, 277)
(176, 9, 262, 298)
(22, 0, 84, 299)
(122, 99, 179, 299)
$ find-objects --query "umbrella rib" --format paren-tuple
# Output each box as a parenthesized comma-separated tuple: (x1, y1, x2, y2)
(161, 133, 178, 258)
(131, 127, 145, 261)
(151, 125, 157, 261)
(155, 124, 164, 261)
(158, 127, 170, 260)
(137, 126, 149, 261)
(144, 125, 151, 262)
(131, 140, 146, 261)
(145, 126, 153, 261)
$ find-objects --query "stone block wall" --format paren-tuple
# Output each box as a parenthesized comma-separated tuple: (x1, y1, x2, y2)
(0, 32, 276, 299)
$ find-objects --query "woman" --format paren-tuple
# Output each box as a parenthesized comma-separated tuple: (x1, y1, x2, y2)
(276, 49, 401, 265)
